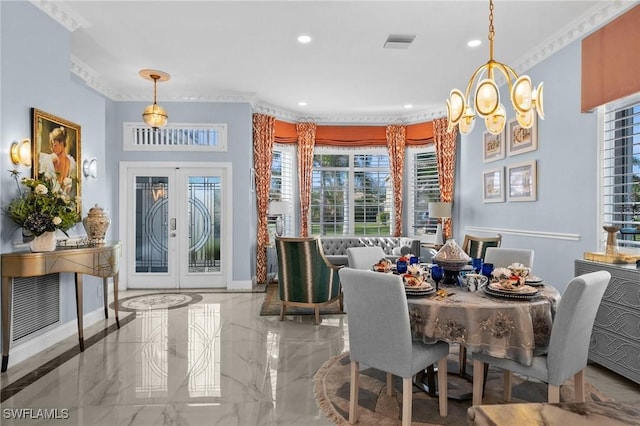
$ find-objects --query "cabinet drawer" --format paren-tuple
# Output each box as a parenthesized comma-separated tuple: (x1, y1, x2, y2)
(590, 327, 640, 384)
(594, 302, 640, 340)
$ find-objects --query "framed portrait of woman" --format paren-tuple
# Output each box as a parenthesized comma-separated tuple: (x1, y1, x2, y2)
(32, 108, 81, 200)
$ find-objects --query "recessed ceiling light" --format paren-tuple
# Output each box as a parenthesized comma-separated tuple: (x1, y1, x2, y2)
(467, 39, 482, 47)
(298, 101, 307, 106)
(297, 35, 312, 44)
(404, 104, 413, 109)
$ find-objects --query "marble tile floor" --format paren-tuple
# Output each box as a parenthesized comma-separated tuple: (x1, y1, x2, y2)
(0, 289, 638, 425)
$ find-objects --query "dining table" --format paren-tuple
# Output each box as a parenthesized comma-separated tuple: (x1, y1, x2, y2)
(402, 270, 561, 400)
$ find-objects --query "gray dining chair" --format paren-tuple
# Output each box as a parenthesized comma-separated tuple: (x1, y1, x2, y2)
(339, 268, 449, 425)
(484, 247, 534, 268)
(471, 270, 611, 405)
(346, 246, 387, 270)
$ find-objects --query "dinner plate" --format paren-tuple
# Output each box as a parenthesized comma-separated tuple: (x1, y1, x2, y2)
(482, 284, 539, 300)
(488, 282, 539, 295)
(405, 287, 436, 297)
(525, 276, 544, 286)
(404, 283, 433, 291)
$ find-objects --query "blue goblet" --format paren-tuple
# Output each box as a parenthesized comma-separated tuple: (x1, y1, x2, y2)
(472, 258, 483, 274)
(397, 259, 408, 274)
(481, 262, 494, 280)
(431, 264, 443, 291)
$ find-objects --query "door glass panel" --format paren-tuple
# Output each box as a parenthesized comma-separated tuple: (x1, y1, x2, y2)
(187, 176, 221, 273)
(136, 176, 169, 273)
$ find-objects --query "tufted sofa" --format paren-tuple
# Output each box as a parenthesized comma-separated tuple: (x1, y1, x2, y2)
(319, 236, 421, 267)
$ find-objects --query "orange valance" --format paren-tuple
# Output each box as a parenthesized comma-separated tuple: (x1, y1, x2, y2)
(273, 119, 434, 146)
(581, 4, 640, 112)
(406, 122, 434, 145)
(274, 120, 298, 143)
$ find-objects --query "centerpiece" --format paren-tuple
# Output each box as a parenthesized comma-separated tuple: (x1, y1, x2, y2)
(4, 170, 81, 252)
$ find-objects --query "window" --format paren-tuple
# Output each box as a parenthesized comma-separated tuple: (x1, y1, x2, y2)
(268, 144, 441, 238)
(601, 94, 640, 248)
(123, 123, 227, 151)
(270, 144, 295, 236)
(408, 146, 441, 240)
(311, 149, 391, 236)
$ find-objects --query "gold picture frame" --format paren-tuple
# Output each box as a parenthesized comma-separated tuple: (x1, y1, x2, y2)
(32, 108, 81, 203)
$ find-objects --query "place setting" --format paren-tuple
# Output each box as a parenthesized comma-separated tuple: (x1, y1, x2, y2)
(480, 263, 544, 300)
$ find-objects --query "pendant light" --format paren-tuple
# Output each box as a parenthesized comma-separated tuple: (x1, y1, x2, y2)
(139, 69, 170, 128)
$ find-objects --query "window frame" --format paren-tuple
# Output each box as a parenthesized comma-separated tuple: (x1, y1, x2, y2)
(407, 145, 441, 242)
(599, 92, 640, 249)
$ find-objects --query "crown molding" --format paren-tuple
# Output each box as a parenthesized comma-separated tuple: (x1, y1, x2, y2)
(29, 0, 89, 31)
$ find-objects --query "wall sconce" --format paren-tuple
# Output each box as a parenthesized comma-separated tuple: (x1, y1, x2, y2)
(140, 68, 170, 129)
(10, 138, 32, 167)
(82, 158, 98, 178)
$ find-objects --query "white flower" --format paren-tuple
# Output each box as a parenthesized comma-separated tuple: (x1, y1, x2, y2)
(62, 177, 72, 186)
(34, 184, 48, 195)
(53, 216, 62, 225)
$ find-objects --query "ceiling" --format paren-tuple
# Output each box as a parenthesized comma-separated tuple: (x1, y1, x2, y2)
(39, 1, 637, 123)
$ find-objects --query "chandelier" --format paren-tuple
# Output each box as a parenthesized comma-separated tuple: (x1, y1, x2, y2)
(140, 69, 170, 128)
(446, 0, 544, 135)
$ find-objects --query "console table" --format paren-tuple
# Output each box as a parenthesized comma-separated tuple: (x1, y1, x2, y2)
(1, 242, 121, 372)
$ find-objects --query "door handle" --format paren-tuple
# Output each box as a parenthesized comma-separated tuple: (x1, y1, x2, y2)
(170, 218, 176, 230)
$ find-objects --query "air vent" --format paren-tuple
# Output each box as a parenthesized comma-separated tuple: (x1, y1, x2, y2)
(383, 34, 416, 49)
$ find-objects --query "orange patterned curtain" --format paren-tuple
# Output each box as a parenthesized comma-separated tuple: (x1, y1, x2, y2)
(296, 122, 317, 237)
(433, 118, 458, 239)
(253, 113, 276, 283)
(386, 125, 406, 237)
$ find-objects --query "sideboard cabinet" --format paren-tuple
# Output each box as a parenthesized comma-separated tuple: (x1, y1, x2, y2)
(575, 260, 640, 384)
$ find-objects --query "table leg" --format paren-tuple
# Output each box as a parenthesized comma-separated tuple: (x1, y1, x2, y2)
(1, 277, 13, 372)
(75, 273, 85, 352)
(113, 273, 120, 329)
(103, 277, 109, 319)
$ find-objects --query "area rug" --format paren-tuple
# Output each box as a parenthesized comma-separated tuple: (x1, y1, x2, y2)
(314, 348, 611, 426)
(110, 292, 203, 312)
(259, 283, 344, 316)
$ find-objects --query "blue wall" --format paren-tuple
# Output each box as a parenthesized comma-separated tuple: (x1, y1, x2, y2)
(1, 2, 108, 326)
(456, 39, 598, 292)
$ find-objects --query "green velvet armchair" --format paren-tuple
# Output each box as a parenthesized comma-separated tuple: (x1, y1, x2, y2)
(274, 236, 343, 324)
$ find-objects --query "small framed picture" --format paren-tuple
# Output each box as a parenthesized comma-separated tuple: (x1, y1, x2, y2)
(482, 167, 505, 203)
(507, 160, 537, 202)
(483, 130, 505, 163)
(507, 118, 537, 156)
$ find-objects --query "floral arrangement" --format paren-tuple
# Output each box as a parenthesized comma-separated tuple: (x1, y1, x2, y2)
(491, 263, 531, 287)
(4, 170, 81, 237)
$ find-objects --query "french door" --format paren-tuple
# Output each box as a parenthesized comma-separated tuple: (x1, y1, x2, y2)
(120, 162, 231, 288)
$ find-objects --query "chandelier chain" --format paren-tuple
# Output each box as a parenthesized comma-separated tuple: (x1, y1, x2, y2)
(488, 0, 495, 42)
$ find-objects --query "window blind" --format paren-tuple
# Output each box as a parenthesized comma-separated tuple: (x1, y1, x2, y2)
(602, 96, 640, 248)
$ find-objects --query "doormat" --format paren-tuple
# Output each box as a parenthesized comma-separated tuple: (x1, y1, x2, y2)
(259, 283, 344, 316)
(110, 292, 203, 312)
(314, 350, 612, 426)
